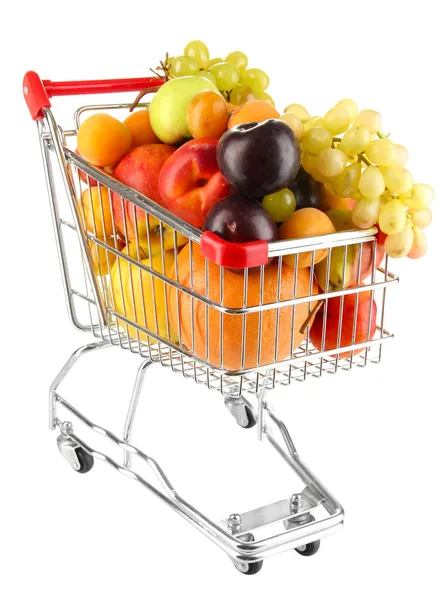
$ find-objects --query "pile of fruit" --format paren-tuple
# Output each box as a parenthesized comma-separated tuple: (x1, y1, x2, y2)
(75, 40, 434, 370)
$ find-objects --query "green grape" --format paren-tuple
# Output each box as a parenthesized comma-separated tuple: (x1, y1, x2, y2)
(240, 68, 269, 94)
(335, 98, 358, 121)
(408, 207, 432, 229)
(301, 152, 319, 175)
(407, 226, 427, 259)
(381, 166, 413, 195)
(209, 62, 240, 91)
(365, 138, 396, 166)
(170, 56, 200, 77)
(323, 107, 351, 135)
(354, 110, 382, 134)
(301, 127, 332, 154)
(403, 183, 434, 209)
(323, 181, 335, 195)
(229, 84, 256, 105)
(358, 165, 385, 198)
(279, 113, 304, 140)
(225, 51, 248, 73)
(392, 144, 408, 166)
(316, 148, 347, 178)
(351, 197, 381, 229)
(284, 104, 310, 124)
(184, 40, 210, 69)
(332, 162, 362, 197)
(208, 57, 224, 68)
(256, 91, 275, 106)
(378, 199, 406, 235)
(196, 71, 217, 86)
(339, 126, 370, 156)
(262, 188, 296, 222)
(384, 221, 414, 258)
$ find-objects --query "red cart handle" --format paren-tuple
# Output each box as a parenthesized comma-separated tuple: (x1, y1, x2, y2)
(23, 71, 163, 120)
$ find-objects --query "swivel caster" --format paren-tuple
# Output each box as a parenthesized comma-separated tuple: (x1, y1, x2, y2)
(233, 559, 263, 575)
(295, 539, 321, 556)
(57, 428, 94, 474)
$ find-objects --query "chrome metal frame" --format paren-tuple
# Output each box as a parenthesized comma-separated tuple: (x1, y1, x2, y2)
(36, 100, 399, 570)
(51, 341, 343, 564)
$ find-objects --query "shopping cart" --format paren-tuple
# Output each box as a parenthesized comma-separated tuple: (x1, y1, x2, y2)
(24, 71, 398, 574)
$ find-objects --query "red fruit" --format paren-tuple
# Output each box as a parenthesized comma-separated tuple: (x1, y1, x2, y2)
(158, 138, 232, 227)
(310, 291, 377, 359)
(112, 144, 176, 242)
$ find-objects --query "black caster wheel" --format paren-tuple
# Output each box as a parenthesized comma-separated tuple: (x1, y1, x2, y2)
(74, 448, 94, 474)
(234, 560, 263, 575)
(295, 539, 321, 557)
(239, 405, 256, 429)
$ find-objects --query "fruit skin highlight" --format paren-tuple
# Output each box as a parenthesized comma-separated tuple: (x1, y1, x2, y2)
(149, 76, 219, 144)
(167, 243, 316, 371)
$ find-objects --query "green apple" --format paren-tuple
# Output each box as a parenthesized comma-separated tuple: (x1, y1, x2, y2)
(149, 76, 219, 144)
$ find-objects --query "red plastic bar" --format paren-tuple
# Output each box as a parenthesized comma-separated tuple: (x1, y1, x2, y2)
(23, 71, 163, 120)
(200, 231, 269, 270)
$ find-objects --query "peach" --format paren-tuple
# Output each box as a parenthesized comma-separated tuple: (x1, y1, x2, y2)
(80, 186, 114, 238)
(77, 113, 132, 167)
(111, 144, 176, 242)
(124, 109, 160, 148)
(228, 99, 280, 129)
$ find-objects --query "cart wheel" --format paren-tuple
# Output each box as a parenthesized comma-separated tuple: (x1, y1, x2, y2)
(73, 448, 94, 474)
(239, 405, 256, 429)
(234, 560, 263, 575)
(295, 539, 320, 557)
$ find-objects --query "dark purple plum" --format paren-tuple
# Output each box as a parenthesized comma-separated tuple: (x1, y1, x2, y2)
(216, 119, 301, 197)
(203, 194, 278, 244)
(289, 168, 322, 209)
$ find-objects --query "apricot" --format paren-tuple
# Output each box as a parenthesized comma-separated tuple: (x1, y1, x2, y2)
(279, 207, 336, 268)
(124, 109, 160, 148)
(228, 99, 280, 129)
(78, 113, 132, 167)
(187, 90, 228, 139)
(80, 186, 114, 238)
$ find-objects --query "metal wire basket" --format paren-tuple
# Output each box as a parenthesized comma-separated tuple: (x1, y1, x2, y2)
(24, 72, 398, 575)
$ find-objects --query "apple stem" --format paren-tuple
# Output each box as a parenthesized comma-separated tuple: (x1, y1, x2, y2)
(299, 299, 324, 334)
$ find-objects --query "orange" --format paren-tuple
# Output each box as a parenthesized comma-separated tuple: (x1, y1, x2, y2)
(124, 109, 160, 148)
(167, 243, 316, 371)
(280, 208, 336, 268)
(228, 99, 280, 129)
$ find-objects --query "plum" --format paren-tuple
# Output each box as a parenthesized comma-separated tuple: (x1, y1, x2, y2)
(289, 169, 322, 209)
(203, 194, 278, 244)
(217, 119, 301, 197)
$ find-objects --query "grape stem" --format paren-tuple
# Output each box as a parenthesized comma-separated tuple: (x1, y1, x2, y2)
(129, 53, 170, 112)
(358, 153, 372, 166)
(377, 131, 391, 139)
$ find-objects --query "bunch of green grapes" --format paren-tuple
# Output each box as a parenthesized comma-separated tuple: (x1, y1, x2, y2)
(167, 40, 274, 106)
(293, 100, 433, 259)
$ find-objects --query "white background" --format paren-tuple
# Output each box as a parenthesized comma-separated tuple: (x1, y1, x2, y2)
(2, 1, 445, 598)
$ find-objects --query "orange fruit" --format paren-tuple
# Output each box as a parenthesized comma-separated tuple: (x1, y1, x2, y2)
(77, 113, 132, 167)
(124, 109, 160, 148)
(167, 243, 316, 371)
(280, 208, 336, 268)
(228, 99, 280, 129)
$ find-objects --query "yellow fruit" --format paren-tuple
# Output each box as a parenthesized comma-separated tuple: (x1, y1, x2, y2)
(110, 251, 178, 345)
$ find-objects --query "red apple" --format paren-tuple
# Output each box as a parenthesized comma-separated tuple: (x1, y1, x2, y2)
(310, 291, 377, 359)
(112, 144, 176, 242)
(158, 138, 232, 227)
